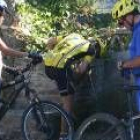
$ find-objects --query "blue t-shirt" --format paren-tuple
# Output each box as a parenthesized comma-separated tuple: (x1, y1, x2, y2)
(129, 20, 140, 76)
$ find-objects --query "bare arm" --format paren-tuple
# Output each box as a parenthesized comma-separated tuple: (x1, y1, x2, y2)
(123, 56, 140, 68)
(0, 38, 28, 57)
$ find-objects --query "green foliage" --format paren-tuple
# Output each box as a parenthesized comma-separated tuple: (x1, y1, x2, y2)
(15, 0, 129, 57)
(93, 13, 113, 29)
(75, 0, 98, 7)
(15, 1, 80, 51)
(16, 3, 52, 51)
(25, 0, 76, 16)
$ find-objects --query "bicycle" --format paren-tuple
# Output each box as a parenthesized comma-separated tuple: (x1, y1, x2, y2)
(0, 58, 74, 140)
(74, 69, 140, 140)
(58, 33, 131, 140)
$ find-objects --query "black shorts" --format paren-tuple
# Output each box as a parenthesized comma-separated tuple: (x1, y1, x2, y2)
(45, 66, 74, 96)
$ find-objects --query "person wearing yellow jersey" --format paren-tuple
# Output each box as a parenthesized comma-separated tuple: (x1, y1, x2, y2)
(43, 33, 100, 140)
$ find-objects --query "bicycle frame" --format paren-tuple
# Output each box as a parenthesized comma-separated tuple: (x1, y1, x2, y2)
(0, 63, 36, 120)
(0, 59, 74, 140)
(118, 77, 140, 140)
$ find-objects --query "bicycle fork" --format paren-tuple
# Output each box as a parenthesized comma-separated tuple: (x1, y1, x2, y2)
(34, 102, 56, 139)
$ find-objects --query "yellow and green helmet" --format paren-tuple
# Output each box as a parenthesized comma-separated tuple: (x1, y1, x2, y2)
(111, 0, 137, 20)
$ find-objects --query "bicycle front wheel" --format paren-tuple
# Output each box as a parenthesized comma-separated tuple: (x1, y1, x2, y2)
(74, 113, 126, 140)
(22, 101, 73, 140)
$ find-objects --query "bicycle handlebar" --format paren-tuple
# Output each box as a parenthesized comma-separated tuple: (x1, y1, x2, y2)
(4, 62, 31, 76)
(2, 57, 42, 89)
(123, 85, 140, 91)
(5, 55, 43, 76)
(17, 58, 41, 74)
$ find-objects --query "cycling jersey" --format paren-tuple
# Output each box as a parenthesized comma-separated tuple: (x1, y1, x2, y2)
(43, 33, 93, 68)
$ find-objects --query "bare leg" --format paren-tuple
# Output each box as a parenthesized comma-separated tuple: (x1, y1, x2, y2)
(61, 94, 74, 133)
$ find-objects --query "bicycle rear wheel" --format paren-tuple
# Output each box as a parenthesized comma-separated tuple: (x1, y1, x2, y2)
(22, 101, 73, 140)
(74, 113, 126, 140)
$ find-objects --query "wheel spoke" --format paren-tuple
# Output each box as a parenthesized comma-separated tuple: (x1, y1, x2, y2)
(74, 113, 126, 140)
(22, 101, 73, 140)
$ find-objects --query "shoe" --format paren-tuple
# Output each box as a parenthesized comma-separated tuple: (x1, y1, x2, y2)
(59, 133, 68, 140)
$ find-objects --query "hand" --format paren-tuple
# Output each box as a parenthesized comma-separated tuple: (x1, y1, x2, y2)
(117, 61, 131, 79)
(75, 61, 88, 74)
(4, 66, 23, 75)
(14, 66, 23, 73)
(117, 61, 124, 70)
(28, 51, 42, 59)
(28, 51, 43, 64)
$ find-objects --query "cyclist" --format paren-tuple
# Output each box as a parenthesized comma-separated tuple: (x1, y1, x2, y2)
(112, 0, 140, 139)
(0, 0, 41, 87)
(43, 33, 100, 140)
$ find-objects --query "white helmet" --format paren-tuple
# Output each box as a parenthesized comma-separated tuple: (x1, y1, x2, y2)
(0, 0, 7, 8)
(0, 0, 11, 15)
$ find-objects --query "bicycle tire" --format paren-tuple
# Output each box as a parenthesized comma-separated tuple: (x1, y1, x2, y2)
(74, 113, 126, 140)
(22, 100, 74, 140)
